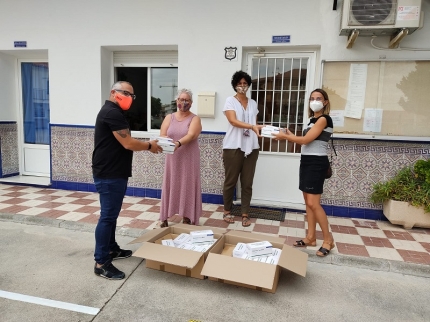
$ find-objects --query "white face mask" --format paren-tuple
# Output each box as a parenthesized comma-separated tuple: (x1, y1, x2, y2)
(310, 101, 324, 112)
(235, 85, 249, 94)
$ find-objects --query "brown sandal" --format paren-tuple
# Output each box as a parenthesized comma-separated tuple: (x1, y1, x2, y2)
(160, 220, 168, 228)
(182, 217, 192, 225)
(223, 213, 235, 224)
(242, 215, 251, 227)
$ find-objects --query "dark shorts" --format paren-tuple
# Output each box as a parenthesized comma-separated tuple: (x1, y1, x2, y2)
(299, 155, 329, 195)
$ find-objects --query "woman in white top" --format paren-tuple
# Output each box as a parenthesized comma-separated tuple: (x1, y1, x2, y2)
(222, 71, 263, 227)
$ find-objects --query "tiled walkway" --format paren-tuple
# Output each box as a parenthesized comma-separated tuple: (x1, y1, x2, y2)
(1, 183, 430, 265)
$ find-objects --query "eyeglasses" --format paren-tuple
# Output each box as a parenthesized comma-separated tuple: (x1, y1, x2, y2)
(177, 99, 191, 104)
(115, 89, 136, 100)
(310, 97, 324, 101)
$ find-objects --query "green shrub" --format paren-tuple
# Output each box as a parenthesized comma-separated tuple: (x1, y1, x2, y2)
(370, 159, 430, 213)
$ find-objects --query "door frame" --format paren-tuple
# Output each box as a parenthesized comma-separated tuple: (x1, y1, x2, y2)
(241, 50, 318, 208)
(16, 59, 51, 177)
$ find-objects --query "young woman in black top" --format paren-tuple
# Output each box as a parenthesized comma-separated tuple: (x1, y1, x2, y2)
(273, 89, 335, 257)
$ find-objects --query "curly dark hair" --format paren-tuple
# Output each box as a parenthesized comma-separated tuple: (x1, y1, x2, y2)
(231, 70, 252, 91)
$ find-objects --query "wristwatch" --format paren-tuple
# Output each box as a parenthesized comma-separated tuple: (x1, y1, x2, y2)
(147, 142, 152, 150)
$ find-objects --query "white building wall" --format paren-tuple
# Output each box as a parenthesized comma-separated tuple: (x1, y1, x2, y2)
(0, 52, 17, 121)
(1, 0, 429, 129)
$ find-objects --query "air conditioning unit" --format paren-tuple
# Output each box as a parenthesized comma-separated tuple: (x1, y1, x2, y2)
(340, 0, 423, 37)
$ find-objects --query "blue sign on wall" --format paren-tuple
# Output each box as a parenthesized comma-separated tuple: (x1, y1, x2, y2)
(272, 35, 290, 43)
(14, 41, 27, 48)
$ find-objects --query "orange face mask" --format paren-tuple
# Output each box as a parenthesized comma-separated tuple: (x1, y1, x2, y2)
(114, 92, 133, 110)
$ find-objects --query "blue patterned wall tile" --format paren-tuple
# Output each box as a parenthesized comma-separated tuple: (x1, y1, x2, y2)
(202, 193, 223, 205)
(349, 208, 366, 219)
(133, 188, 146, 197)
(49, 125, 430, 220)
(76, 183, 90, 192)
(332, 206, 349, 218)
(54, 181, 78, 191)
(125, 187, 134, 196)
(364, 209, 386, 221)
(146, 189, 160, 199)
(322, 205, 333, 216)
(0, 123, 19, 176)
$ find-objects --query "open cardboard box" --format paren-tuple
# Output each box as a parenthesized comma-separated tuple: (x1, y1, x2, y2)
(129, 223, 227, 279)
(201, 230, 308, 293)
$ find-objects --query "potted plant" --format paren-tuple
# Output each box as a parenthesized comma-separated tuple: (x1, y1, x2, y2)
(370, 159, 430, 229)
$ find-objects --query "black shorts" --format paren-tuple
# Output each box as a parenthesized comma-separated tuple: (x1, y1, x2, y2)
(299, 155, 329, 194)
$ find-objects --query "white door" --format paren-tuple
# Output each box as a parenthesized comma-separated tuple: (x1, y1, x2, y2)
(18, 61, 50, 177)
(245, 53, 315, 208)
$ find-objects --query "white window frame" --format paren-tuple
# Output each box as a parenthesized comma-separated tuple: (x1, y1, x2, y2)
(113, 51, 178, 138)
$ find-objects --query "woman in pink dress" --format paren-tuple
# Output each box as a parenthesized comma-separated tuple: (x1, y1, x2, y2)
(159, 89, 203, 227)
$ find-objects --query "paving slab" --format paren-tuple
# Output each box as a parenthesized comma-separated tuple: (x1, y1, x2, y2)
(1, 221, 430, 322)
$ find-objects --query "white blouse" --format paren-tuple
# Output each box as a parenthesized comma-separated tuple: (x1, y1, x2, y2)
(222, 96, 260, 156)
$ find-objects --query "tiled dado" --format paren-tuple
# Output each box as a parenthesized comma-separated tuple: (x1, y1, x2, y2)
(0, 122, 19, 177)
(50, 126, 429, 218)
(322, 139, 430, 219)
(50, 125, 225, 203)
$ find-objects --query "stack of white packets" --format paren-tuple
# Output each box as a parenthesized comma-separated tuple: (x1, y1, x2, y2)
(232, 241, 282, 265)
(161, 230, 217, 253)
(261, 125, 280, 138)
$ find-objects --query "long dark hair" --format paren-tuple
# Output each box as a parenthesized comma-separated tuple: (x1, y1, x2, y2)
(308, 88, 331, 117)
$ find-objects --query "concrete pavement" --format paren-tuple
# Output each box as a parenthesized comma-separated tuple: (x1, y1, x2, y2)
(1, 212, 430, 279)
(1, 221, 429, 322)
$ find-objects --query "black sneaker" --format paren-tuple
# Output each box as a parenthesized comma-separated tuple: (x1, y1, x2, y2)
(110, 248, 132, 261)
(94, 261, 125, 280)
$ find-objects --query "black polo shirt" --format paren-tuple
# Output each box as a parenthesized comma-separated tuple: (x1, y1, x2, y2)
(92, 100, 133, 178)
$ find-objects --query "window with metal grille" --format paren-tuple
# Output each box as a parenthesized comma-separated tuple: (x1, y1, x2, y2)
(250, 57, 309, 153)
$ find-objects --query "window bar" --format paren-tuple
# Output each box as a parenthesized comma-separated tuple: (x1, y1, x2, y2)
(294, 58, 303, 153)
(269, 59, 276, 152)
(256, 58, 261, 117)
(277, 59, 286, 152)
(262, 58, 269, 151)
(255, 58, 263, 152)
(286, 59, 293, 153)
(255, 57, 265, 152)
(147, 67, 152, 130)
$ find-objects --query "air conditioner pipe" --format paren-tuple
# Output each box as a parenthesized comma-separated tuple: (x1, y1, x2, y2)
(346, 30, 359, 49)
(389, 28, 409, 49)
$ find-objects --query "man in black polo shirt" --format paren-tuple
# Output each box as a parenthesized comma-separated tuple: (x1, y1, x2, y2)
(92, 81, 162, 280)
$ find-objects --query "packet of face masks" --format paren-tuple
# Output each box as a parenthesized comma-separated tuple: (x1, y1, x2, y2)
(151, 136, 176, 154)
(261, 125, 280, 138)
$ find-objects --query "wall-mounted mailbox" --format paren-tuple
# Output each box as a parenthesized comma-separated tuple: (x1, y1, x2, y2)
(197, 92, 216, 118)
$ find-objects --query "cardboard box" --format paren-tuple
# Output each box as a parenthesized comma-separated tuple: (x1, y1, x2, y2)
(201, 230, 308, 293)
(130, 224, 227, 279)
